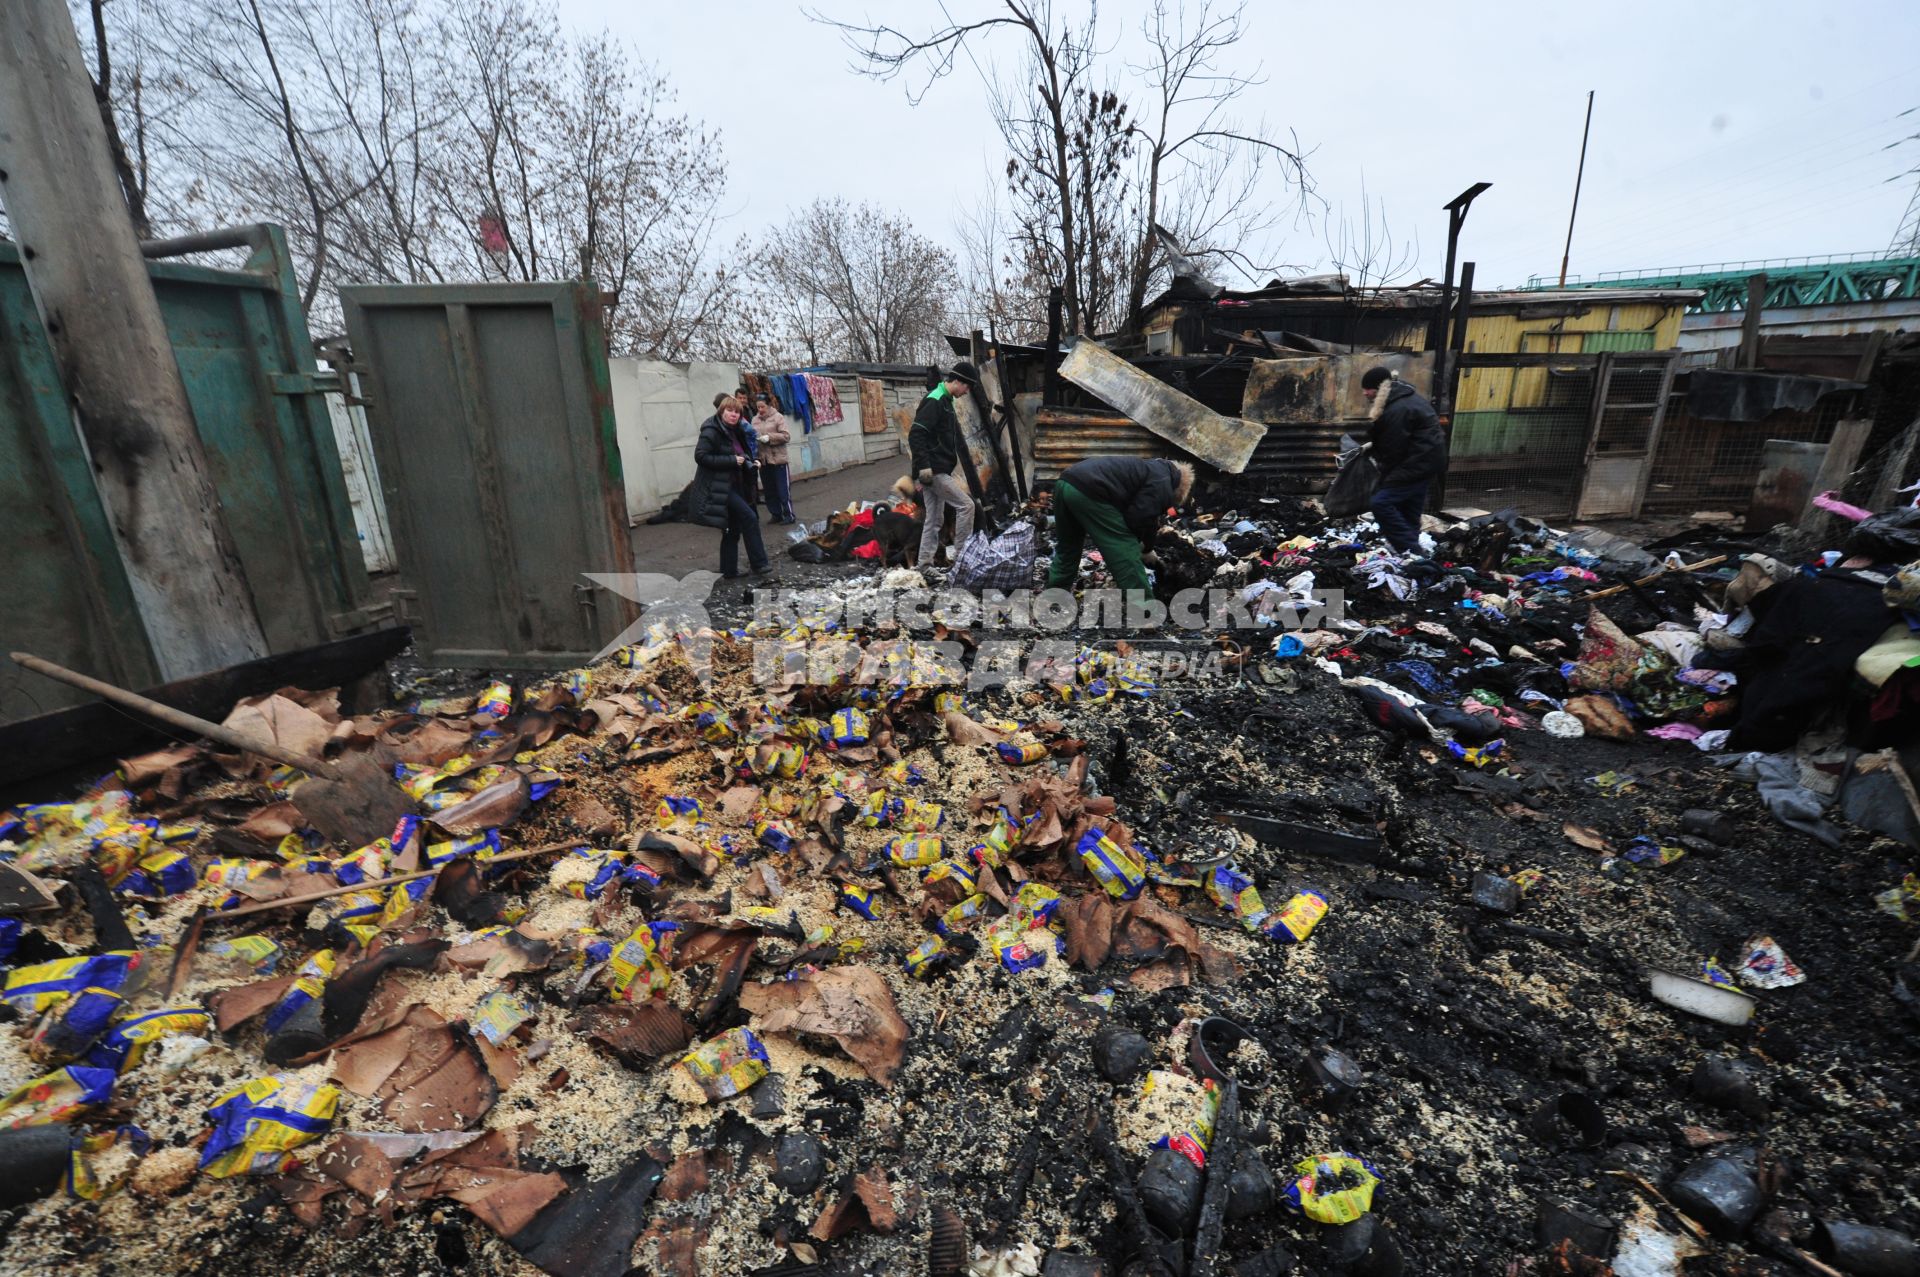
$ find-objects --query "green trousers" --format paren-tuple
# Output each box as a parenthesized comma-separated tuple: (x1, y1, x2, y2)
(1047, 478, 1151, 593)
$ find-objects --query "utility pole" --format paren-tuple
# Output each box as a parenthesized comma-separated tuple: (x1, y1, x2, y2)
(0, 0, 266, 676)
(1558, 91, 1596, 287)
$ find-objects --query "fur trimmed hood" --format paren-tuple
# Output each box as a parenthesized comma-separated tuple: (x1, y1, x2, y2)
(1367, 373, 1405, 421)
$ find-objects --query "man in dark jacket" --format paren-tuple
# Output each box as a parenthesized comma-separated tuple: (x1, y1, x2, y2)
(909, 362, 976, 567)
(1361, 366, 1447, 554)
(687, 397, 771, 578)
(1046, 456, 1194, 594)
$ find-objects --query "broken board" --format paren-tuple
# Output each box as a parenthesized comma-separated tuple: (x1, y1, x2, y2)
(1056, 339, 1268, 474)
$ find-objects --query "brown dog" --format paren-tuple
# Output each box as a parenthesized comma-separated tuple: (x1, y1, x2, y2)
(869, 507, 924, 567)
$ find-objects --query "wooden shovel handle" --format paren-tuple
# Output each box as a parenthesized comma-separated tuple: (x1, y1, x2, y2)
(9, 650, 341, 779)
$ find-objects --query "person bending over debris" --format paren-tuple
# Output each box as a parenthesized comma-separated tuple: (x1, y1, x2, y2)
(689, 395, 772, 578)
(910, 362, 977, 567)
(1361, 365, 1447, 556)
(1046, 456, 1195, 595)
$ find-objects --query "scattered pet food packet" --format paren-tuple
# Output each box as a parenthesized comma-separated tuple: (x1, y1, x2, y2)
(199, 1075, 340, 1178)
(679, 1027, 769, 1102)
(470, 989, 534, 1045)
(1737, 935, 1805, 989)
(1286, 1152, 1382, 1224)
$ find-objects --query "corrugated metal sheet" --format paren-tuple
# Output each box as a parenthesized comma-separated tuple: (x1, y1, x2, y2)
(1232, 352, 1434, 493)
(1033, 409, 1170, 482)
(1463, 302, 1683, 357)
(1582, 329, 1658, 353)
(1238, 420, 1349, 491)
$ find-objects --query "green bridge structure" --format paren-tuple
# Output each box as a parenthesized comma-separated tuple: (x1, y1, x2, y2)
(1525, 252, 1920, 313)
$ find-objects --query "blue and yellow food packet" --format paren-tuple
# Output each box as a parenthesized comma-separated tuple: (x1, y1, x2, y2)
(380, 876, 433, 925)
(564, 850, 624, 900)
(470, 989, 533, 1046)
(606, 922, 675, 999)
(1013, 882, 1062, 927)
(1077, 830, 1146, 900)
(904, 936, 948, 978)
(119, 850, 195, 898)
(205, 935, 282, 975)
(935, 894, 988, 936)
(88, 1007, 212, 1072)
(1285, 1153, 1382, 1224)
(1263, 890, 1328, 944)
(886, 834, 943, 868)
(921, 859, 977, 897)
(426, 829, 500, 868)
(0, 1065, 117, 1127)
(824, 708, 869, 748)
(678, 1027, 769, 1101)
(476, 681, 513, 718)
(28, 987, 123, 1064)
(199, 1076, 339, 1178)
(3, 953, 139, 1014)
(898, 798, 944, 832)
(991, 925, 1054, 974)
(263, 950, 336, 1035)
(656, 796, 705, 828)
(837, 884, 880, 920)
(754, 817, 796, 854)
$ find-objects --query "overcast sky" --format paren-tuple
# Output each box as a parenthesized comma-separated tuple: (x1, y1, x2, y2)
(558, 0, 1920, 291)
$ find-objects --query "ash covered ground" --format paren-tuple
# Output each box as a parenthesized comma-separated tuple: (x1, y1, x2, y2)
(2, 499, 1917, 1277)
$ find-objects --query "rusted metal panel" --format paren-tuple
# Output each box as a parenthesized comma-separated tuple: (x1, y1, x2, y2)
(1236, 353, 1434, 492)
(341, 282, 638, 669)
(1056, 339, 1267, 473)
(1237, 421, 1351, 492)
(1032, 409, 1171, 482)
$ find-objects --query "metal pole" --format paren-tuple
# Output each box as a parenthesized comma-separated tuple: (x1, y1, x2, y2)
(1433, 208, 1462, 358)
(1558, 91, 1596, 287)
(0, 0, 267, 675)
(1433, 261, 1475, 515)
(1433, 184, 1491, 418)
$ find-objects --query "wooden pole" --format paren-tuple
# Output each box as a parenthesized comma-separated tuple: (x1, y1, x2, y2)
(11, 651, 340, 778)
(0, 0, 267, 676)
(1739, 273, 1768, 369)
(1558, 91, 1595, 287)
(1577, 555, 1728, 600)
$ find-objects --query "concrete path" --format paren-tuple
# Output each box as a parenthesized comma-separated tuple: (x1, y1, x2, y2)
(627, 457, 906, 576)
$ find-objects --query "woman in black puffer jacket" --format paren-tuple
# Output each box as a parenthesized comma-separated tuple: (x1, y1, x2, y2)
(687, 396, 771, 578)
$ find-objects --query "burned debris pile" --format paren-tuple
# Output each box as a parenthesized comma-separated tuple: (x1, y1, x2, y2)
(0, 490, 1917, 1277)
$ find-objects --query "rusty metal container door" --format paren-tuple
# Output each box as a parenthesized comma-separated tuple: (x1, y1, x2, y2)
(340, 283, 637, 669)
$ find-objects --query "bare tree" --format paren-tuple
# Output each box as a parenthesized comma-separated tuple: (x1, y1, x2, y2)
(1127, 0, 1316, 316)
(759, 199, 958, 363)
(817, 0, 1104, 335)
(75, 0, 745, 358)
(83, 0, 150, 236)
(954, 188, 1049, 342)
(817, 0, 1314, 337)
(1322, 181, 1419, 291)
(404, 1, 738, 357)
